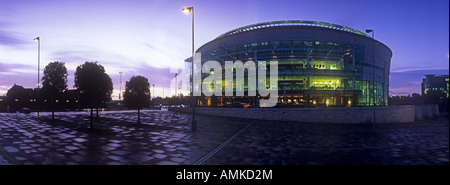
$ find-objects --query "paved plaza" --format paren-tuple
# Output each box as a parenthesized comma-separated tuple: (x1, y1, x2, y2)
(0, 109, 448, 165)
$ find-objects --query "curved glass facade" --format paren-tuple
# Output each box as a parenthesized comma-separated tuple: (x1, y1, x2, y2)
(187, 21, 391, 108)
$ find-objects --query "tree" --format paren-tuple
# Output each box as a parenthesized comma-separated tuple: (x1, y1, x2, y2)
(123, 75, 150, 124)
(74, 62, 113, 129)
(41, 61, 68, 120)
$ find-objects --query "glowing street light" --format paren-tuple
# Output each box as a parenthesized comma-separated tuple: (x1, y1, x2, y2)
(182, 7, 192, 14)
(182, 6, 197, 131)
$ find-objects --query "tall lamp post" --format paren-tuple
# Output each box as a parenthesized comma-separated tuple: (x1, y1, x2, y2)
(183, 6, 197, 131)
(175, 73, 178, 106)
(119, 72, 123, 101)
(152, 84, 155, 100)
(34, 37, 40, 116)
(366, 29, 376, 132)
(283, 72, 286, 104)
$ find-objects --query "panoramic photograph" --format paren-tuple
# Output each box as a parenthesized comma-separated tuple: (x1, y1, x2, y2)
(0, 0, 448, 183)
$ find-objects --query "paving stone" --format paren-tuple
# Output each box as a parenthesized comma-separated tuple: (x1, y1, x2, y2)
(65, 161, 79, 165)
(73, 138, 88, 143)
(128, 153, 154, 163)
(110, 150, 130, 156)
(105, 161, 125, 165)
(65, 146, 79, 151)
(152, 149, 164, 153)
(153, 153, 167, 159)
(106, 155, 123, 161)
(156, 161, 178, 165)
(3, 146, 19, 153)
(170, 157, 186, 163)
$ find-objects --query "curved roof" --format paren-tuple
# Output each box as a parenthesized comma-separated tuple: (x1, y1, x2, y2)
(215, 20, 370, 40)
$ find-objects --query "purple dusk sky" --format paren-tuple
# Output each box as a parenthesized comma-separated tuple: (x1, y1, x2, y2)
(0, 0, 448, 98)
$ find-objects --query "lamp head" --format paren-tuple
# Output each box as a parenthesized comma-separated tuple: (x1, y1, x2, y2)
(34, 37, 39, 41)
(182, 7, 193, 14)
(365, 29, 373, 33)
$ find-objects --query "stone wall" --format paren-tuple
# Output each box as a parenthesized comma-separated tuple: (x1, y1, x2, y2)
(169, 105, 418, 123)
(414, 104, 440, 120)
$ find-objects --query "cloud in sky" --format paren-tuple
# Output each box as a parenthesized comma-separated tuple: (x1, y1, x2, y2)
(0, 30, 28, 47)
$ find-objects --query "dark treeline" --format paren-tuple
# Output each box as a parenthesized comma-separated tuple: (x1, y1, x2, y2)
(0, 61, 161, 129)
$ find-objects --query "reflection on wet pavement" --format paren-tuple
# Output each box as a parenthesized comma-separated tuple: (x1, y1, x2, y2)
(0, 110, 248, 165)
(0, 111, 448, 165)
(204, 117, 449, 165)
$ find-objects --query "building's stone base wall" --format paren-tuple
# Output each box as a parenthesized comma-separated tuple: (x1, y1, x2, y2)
(169, 105, 439, 123)
(414, 104, 440, 120)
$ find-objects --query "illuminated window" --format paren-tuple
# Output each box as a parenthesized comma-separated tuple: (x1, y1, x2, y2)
(304, 41, 313, 47)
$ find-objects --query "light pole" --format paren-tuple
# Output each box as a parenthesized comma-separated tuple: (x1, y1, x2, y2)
(34, 37, 40, 116)
(152, 84, 155, 100)
(175, 73, 178, 106)
(183, 6, 197, 131)
(366, 29, 376, 132)
(283, 72, 286, 104)
(119, 72, 123, 101)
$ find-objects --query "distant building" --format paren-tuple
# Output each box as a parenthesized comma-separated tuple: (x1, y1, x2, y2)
(5, 84, 37, 112)
(185, 20, 392, 108)
(421, 74, 449, 97)
(0, 96, 6, 112)
(0, 84, 83, 112)
(421, 74, 449, 114)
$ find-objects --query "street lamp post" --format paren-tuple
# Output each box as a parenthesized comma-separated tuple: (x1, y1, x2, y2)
(119, 72, 123, 101)
(34, 37, 40, 116)
(183, 6, 197, 131)
(283, 72, 286, 104)
(366, 29, 376, 132)
(175, 73, 178, 106)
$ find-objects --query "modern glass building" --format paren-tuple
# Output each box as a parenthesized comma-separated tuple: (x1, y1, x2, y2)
(186, 20, 392, 108)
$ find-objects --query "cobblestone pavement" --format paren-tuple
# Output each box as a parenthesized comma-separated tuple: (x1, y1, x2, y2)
(0, 110, 448, 165)
(204, 116, 449, 165)
(0, 110, 248, 165)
